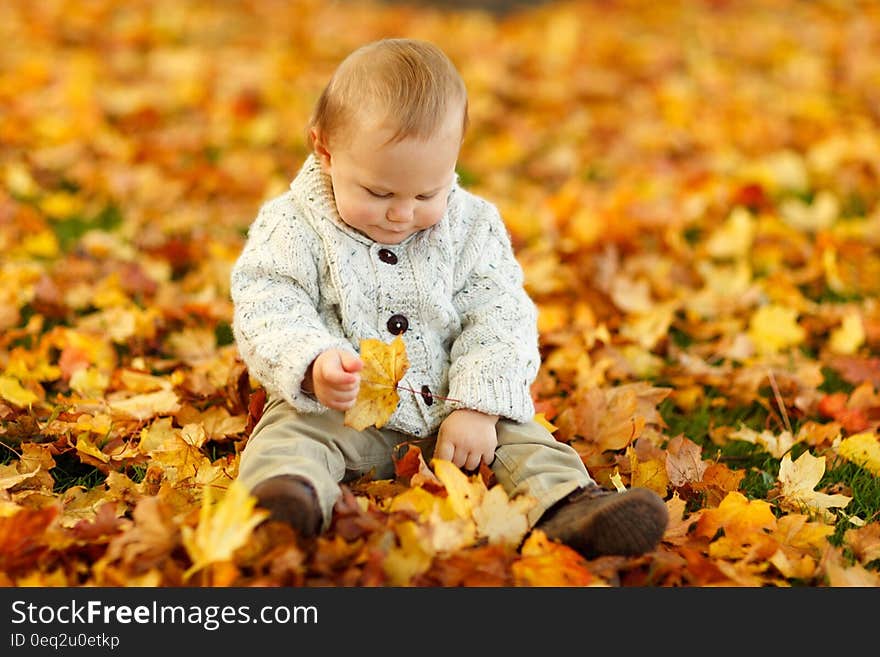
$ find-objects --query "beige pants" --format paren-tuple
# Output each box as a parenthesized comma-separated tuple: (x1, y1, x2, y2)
(238, 396, 593, 530)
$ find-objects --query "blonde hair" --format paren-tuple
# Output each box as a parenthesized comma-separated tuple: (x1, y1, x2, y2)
(308, 38, 469, 149)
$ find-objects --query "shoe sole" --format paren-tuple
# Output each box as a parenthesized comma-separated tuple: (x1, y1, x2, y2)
(579, 488, 669, 558)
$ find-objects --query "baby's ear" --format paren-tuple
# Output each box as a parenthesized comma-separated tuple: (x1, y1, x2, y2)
(310, 128, 332, 170)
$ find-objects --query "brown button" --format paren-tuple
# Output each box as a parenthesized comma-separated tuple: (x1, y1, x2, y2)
(421, 385, 433, 406)
(378, 248, 398, 264)
(386, 314, 408, 335)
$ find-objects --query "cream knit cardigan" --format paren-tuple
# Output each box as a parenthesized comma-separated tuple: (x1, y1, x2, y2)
(230, 155, 539, 437)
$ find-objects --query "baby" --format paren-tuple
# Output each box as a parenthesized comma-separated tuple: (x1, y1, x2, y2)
(230, 38, 668, 559)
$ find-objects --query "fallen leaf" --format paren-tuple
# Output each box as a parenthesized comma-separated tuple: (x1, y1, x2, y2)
(836, 432, 880, 476)
(778, 451, 851, 519)
(181, 479, 269, 580)
(512, 530, 596, 586)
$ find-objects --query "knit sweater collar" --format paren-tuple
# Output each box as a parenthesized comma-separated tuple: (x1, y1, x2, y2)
(290, 152, 461, 246)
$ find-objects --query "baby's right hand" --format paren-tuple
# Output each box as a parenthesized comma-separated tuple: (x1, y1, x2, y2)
(308, 349, 363, 411)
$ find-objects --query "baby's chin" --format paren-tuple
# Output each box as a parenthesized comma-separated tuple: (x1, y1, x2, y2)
(362, 227, 416, 244)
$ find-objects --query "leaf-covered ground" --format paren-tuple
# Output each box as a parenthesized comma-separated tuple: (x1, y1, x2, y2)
(2, 0, 880, 587)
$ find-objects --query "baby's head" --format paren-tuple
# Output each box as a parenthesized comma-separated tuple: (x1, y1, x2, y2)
(308, 39, 469, 245)
(308, 38, 469, 152)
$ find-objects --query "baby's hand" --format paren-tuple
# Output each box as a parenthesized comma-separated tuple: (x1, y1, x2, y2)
(435, 409, 499, 472)
(306, 349, 363, 411)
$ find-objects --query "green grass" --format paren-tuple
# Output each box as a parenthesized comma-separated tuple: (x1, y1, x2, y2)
(49, 204, 124, 252)
(215, 321, 235, 347)
(818, 366, 856, 394)
(823, 460, 880, 546)
(50, 451, 107, 492)
(659, 395, 771, 449)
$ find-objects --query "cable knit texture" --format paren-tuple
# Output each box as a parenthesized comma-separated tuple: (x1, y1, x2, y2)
(231, 154, 540, 437)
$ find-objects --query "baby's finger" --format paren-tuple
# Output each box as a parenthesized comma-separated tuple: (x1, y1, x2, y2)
(340, 352, 364, 374)
(434, 440, 454, 464)
(339, 378, 360, 392)
(325, 367, 358, 385)
(464, 452, 481, 472)
(330, 389, 358, 404)
(327, 396, 356, 411)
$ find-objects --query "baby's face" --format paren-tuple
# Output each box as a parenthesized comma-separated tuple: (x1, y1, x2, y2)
(318, 109, 462, 245)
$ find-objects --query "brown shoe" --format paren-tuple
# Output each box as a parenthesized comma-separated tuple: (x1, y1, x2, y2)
(251, 474, 322, 538)
(536, 484, 668, 559)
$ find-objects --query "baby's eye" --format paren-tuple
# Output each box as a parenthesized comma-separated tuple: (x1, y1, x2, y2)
(365, 187, 392, 199)
(416, 193, 437, 201)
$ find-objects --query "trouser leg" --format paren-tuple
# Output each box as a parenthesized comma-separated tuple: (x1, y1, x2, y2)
(237, 396, 412, 530)
(491, 419, 594, 526)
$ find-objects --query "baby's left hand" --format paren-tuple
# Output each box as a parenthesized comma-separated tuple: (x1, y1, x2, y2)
(435, 409, 499, 472)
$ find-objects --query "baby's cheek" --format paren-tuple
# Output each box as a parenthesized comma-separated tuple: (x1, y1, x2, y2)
(420, 200, 448, 227)
(338, 200, 377, 226)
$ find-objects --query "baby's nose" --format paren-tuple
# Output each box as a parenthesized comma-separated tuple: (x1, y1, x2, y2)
(386, 205, 414, 222)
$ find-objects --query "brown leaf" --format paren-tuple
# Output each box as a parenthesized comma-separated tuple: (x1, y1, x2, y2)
(826, 355, 880, 389)
(665, 434, 708, 488)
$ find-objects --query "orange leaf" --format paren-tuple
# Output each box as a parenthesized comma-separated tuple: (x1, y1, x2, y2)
(512, 530, 595, 587)
(0, 506, 59, 573)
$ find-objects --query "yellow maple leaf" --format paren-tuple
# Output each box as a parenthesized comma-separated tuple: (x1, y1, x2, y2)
(387, 487, 476, 551)
(472, 485, 535, 547)
(19, 230, 60, 259)
(69, 367, 110, 397)
(181, 480, 268, 580)
(747, 304, 806, 355)
(388, 486, 456, 521)
(344, 336, 409, 431)
(706, 206, 755, 259)
(432, 459, 482, 518)
(0, 375, 39, 407)
(430, 459, 534, 547)
(512, 530, 596, 587)
(629, 452, 669, 497)
(695, 491, 777, 542)
(836, 432, 880, 476)
(383, 523, 432, 586)
(619, 301, 677, 350)
(828, 310, 865, 355)
(778, 451, 851, 519)
(75, 435, 110, 464)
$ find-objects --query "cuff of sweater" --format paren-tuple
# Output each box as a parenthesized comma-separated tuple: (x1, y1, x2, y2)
(447, 372, 535, 423)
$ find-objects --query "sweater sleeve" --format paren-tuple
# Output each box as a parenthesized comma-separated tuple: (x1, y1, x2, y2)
(446, 197, 540, 423)
(230, 196, 355, 413)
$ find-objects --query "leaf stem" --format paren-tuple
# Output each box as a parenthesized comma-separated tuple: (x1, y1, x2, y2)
(361, 378, 463, 404)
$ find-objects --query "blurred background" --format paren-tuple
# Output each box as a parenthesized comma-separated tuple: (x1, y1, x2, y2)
(2, 0, 879, 370)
